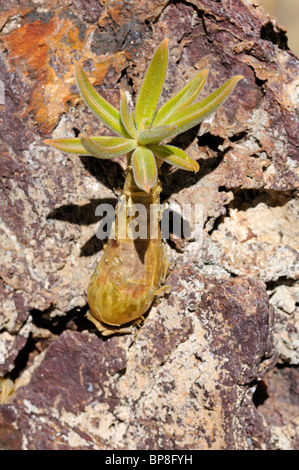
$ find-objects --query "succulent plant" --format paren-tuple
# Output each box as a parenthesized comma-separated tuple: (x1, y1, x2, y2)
(45, 38, 242, 193)
(45, 38, 243, 334)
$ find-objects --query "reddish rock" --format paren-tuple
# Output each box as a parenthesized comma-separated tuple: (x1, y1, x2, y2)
(0, 268, 277, 449)
(0, 0, 298, 450)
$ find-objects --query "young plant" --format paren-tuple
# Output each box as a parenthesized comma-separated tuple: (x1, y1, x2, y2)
(45, 38, 243, 334)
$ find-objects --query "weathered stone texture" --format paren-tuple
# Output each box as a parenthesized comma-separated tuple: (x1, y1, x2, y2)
(0, 0, 298, 449)
(0, 268, 277, 449)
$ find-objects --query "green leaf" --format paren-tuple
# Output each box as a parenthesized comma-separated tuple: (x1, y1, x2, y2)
(150, 144, 199, 172)
(131, 146, 157, 193)
(153, 69, 209, 126)
(135, 38, 169, 130)
(139, 117, 151, 131)
(137, 124, 177, 145)
(44, 136, 136, 155)
(162, 75, 244, 138)
(119, 90, 137, 138)
(79, 134, 137, 159)
(75, 63, 128, 137)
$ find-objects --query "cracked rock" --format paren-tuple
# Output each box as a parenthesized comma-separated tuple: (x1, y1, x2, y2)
(0, 0, 298, 450)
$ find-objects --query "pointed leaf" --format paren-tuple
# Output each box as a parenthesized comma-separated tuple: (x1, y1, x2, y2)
(150, 144, 199, 172)
(162, 75, 244, 138)
(137, 124, 177, 145)
(135, 38, 169, 130)
(139, 117, 151, 131)
(75, 63, 128, 137)
(153, 69, 209, 126)
(119, 90, 137, 138)
(80, 134, 137, 159)
(44, 136, 136, 155)
(131, 146, 157, 193)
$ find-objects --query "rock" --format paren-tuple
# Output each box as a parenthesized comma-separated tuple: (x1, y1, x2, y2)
(269, 283, 299, 364)
(0, 268, 277, 449)
(0, 0, 298, 450)
(255, 366, 299, 450)
(210, 195, 299, 282)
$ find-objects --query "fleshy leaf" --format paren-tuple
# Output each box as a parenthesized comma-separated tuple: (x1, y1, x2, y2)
(80, 134, 137, 159)
(139, 117, 151, 131)
(137, 124, 177, 146)
(119, 90, 137, 138)
(153, 69, 209, 126)
(162, 75, 244, 138)
(75, 63, 128, 137)
(44, 136, 136, 155)
(131, 146, 157, 193)
(150, 144, 199, 172)
(135, 38, 168, 130)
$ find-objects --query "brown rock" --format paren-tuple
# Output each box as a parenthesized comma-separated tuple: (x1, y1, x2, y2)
(255, 366, 299, 449)
(0, 268, 277, 449)
(0, 0, 298, 450)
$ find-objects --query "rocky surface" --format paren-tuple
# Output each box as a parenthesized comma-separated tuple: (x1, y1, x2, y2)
(0, 269, 278, 449)
(0, 0, 298, 449)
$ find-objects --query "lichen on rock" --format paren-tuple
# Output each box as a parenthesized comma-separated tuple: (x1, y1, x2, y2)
(0, 0, 298, 450)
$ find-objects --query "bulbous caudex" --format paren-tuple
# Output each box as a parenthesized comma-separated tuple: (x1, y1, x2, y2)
(87, 155, 170, 335)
